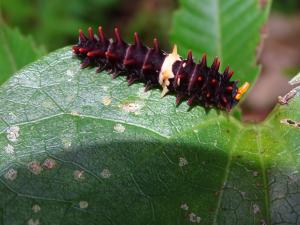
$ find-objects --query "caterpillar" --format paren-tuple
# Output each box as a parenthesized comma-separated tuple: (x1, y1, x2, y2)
(72, 26, 249, 111)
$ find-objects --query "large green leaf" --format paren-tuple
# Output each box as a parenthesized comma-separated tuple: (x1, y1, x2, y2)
(0, 47, 299, 224)
(170, 0, 271, 85)
(1, 0, 119, 51)
(0, 22, 46, 86)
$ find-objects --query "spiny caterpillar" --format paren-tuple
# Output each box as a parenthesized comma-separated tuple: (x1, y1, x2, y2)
(72, 26, 250, 111)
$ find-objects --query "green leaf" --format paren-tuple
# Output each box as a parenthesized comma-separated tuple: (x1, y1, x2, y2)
(1, 0, 119, 51)
(0, 48, 299, 224)
(170, 0, 271, 85)
(0, 22, 46, 86)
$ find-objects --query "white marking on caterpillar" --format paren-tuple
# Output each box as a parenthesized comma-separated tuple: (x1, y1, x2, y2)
(177, 78, 181, 86)
(159, 45, 181, 97)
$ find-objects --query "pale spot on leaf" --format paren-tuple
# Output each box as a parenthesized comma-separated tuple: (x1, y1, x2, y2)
(28, 218, 40, 225)
(70, 111, 80, 116)
(66, 69, 74, 77)
(6, 125, 20, 142)
(252, 171, 258, 176)
(4, 168, 17, 181)
(74, 170, 85, 180)
(28, 161, 42, 175)
(102, 86, 109, 91)
(100, 168, 111, 179)
(42, 158, 56, 169)
(8, 112, 17, 120)
(121, 101, 144, 115)
(253, 203, 260, 214)
(62, 138, 72, 150)
(180, 203, 189, 211)
(102, 96, 112, 106)
(179, 157, 188, 167)
(79, 201, 88, 209)
(114, 123, 125, 133)
(32, 204, 41, 213)
(189, 212, 201, 223)
(4, 144, 14, 155)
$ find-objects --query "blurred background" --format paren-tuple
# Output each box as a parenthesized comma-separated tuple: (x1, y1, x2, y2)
(0, 0, 300, 122)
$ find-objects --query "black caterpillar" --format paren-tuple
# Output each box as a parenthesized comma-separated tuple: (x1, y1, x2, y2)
(72, 26, 249, 111)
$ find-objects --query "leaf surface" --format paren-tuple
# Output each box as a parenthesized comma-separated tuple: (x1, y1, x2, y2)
(0, 22, 46, 85)
(170, 0, 271, 84)
(0, 48, 299, 224)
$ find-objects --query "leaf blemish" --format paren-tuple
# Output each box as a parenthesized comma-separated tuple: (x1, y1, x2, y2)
(62, 138, 72, 150)
(70, 111, 80, 116)
(6, 125, 20, 142)
(66, 69, 74, 77)
(102, 96, 112, 106)
(252, 171, 259, 177)
(28, 161, 42, 175)
(100, 168, 111, 179)
(79, 201, 88, 209)
(4, 168, 17, 181)
(178, 157, 188, 167)
(102, 86, 109, 92)
(121, 101, 144, 115)
(180, 203, 189, 211)
(114, 123, 125, 133)
(32, 204, 41, 213)
(4, 144, 15, 155)
(189, 212, 201, 223)
(74, 170, 85, 181)
(252, 203, 260, 214)
(42, 158, 56, 169)
(28, 218, 40, 225)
